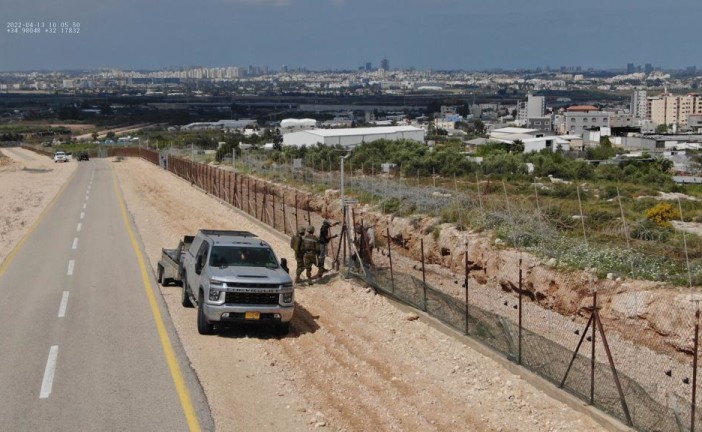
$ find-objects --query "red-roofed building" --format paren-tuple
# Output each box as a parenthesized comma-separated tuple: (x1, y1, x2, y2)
(566, 105, 599, 112)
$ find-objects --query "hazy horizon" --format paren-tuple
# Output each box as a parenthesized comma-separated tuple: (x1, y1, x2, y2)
(2, 0, 700, 72)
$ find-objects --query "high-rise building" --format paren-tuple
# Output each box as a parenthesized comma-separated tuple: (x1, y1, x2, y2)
(380, 58, 389, 71)
(627, 63, 636, 74)
(644, 63, 653, 74)
(527, 94, 545, 118)
(517, 94, 545, 124)
(365, 62, 372, 72)
(631, 90, 648, 119)
(648, 91, 702, 127)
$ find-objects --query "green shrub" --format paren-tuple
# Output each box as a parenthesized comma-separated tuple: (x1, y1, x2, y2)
(645, 202, 680, 228)
(630, 219, 671, 241)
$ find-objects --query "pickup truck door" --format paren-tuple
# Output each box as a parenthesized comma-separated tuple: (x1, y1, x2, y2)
(189, 240, 210, 293)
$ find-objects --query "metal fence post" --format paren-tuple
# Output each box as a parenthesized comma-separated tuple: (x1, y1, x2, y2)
(465, 248, 469, 335)
(272, 186, 276, 230)
(255, 180, 259, 219)
(693, 307, 700, 432)
(518, 257, 523, 365)
(591, 291, 597, 405)
(282, 191, 287, 234)
(294, 193, 298, 230)
(386, 227, 394, 293)
(420, 238, 427, 311)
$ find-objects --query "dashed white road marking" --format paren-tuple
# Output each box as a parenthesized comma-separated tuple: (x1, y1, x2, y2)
(58, 291, 69, 318)
(83, 203, 87, 210)
(39, 346, 59, 399)
(72, 238, 78, 250)
(67, 260, 75, 276)
(80, 212, 85, 219)
(76, 223, 82, 232)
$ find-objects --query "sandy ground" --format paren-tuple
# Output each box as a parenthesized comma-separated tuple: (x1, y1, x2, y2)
(0, 147, 76, 265)
(114, 158, 607, 432)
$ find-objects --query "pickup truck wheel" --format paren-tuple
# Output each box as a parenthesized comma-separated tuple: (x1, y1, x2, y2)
(181, 281, 194, 308)
(197, 291, 215, 335)
(274, 322, 290, 336)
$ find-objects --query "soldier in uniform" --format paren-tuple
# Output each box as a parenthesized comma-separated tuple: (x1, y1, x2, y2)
(317, 219, 339, 277)
(302, 225, 320, 282)
(290, 226, 306, 283)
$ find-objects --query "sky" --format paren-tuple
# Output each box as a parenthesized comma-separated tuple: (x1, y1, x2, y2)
(1, 0, 700, 71)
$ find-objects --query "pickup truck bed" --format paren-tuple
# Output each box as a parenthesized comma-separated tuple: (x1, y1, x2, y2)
(157, 236, 193, 286)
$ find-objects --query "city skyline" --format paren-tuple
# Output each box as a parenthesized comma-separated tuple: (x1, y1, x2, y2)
(2, 0, 700, 71)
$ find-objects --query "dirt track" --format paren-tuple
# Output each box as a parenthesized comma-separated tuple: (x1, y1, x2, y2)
(114, 158, 607, 431)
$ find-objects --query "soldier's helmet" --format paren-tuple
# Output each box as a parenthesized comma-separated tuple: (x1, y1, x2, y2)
(298, 226, 306, 235)
(307, 225, 315, 233)
(322, 220, 330, 226)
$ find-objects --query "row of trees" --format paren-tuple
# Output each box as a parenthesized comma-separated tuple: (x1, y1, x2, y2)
(254, 139, 677, 188)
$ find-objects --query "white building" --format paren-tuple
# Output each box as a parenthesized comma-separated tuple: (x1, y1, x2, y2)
(489, 127, 540, 142)
(522, 136, 570, 153)
(282, 126, 425, 149)
(561, 106, 610, 135)
(280, 118, 317, 134)
(517, 94, 545, 125)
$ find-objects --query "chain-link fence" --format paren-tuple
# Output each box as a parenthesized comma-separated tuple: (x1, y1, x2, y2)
(98, 146, 702, 432)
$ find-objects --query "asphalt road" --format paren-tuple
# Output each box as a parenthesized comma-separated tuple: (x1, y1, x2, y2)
(0, 158, 212, 431)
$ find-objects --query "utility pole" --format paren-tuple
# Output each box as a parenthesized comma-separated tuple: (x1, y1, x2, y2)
(340, 153, 352, 267)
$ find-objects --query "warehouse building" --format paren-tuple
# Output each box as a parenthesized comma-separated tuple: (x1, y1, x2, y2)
(282, 126, 425, 149)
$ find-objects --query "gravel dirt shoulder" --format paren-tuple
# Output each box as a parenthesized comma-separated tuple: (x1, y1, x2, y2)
(114, 158, 610, 432)
(0, 147, 77, 265)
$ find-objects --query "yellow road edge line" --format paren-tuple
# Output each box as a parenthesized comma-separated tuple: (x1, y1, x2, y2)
(0, 161, 79, 278)
(111, 167, 201, 432)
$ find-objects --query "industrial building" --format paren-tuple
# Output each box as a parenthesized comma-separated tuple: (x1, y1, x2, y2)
(181, 119, 257, 131)
(282, 126, 425, 149)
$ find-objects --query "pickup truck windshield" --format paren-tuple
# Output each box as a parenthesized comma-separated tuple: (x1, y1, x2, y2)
(209, 246, 278, 268)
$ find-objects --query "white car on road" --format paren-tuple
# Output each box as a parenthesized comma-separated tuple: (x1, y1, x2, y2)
(54, 151, 68, 163)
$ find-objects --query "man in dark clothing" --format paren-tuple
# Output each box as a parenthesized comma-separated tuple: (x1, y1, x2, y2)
(317, 219, 339, 277)
(290, 226, 306, 283)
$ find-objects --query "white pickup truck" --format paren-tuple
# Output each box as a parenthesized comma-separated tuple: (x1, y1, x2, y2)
(54, 151, 68, 163)
(175, 230, 295, 336)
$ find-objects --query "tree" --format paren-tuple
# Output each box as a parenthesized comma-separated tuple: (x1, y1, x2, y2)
(512, 139, 525, 153)
(91, 132, 98, 141)
(656, 124, 668, 133)
(105, 131, 116, 140)
(472, 119, 486, 135)
(272, 129, 283, 146)
(99, 103, 113, 115)
(57, 104, 80, 120)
